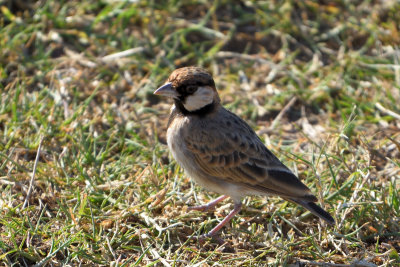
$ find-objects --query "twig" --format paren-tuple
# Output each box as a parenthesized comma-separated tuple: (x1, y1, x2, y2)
(259, 96, 297, 134)
(106, 236, 116, 261)
(215, 51, 277, 67)
(375, 102, 400, 120)
(174, 19, 226, 39)
(270, 96, 297, 130)
(102, 47, 146, 62)
(23, 136, 44, 209)
(64, 48, 97, 68)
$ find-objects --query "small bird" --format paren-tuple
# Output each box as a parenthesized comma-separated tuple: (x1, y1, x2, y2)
(154, 67, 334, 238)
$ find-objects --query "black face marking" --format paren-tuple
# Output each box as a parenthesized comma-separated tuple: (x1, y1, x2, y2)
(176, 80, 210, 97)
(167, 67, 218, 116)
(186, 85, 197, 94)
(175, 83, 203, 108)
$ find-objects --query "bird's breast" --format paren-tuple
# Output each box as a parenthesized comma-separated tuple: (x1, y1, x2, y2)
(166, 116, 214, 188)
(166, 117, 193, 172)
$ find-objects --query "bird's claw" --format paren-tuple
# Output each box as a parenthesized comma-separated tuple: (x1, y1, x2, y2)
(189, 233, 225, 245)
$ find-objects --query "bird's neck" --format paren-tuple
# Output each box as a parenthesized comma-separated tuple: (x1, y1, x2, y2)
(173, 99, 218, 117)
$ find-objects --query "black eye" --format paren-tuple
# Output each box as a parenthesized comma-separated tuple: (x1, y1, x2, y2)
(186, 85, 197, 94)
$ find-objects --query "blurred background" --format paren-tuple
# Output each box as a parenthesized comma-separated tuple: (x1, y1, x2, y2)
(1, 0, 399, 266)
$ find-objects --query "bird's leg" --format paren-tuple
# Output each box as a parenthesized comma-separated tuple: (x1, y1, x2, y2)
(188, 195, 228, 212)
(202, 201, 242, 238)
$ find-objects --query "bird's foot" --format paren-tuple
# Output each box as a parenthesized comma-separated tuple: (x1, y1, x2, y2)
(187, 204, 212, 212)
(187, 195, 228, 212)
(189, 202, 242, 245)
(189, 233, 225, 245)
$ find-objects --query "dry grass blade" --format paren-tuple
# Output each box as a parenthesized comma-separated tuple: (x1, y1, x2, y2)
(375, 102, 400, 121)
(22, 136, 44, 209)
(101, 47, 146, 62)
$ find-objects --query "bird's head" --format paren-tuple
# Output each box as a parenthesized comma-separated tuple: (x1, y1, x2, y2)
(154, 67, 220, 114)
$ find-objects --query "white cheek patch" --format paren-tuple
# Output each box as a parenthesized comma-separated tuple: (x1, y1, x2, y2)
(183, 86, 214, 111)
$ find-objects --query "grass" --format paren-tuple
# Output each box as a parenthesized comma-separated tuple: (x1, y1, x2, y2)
(0, 0, 399, 266)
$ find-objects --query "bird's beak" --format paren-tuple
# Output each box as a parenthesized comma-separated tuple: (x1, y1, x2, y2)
(154, 83, 179, 98)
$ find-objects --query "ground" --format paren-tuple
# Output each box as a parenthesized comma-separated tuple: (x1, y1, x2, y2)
(0, 0, 399, 266)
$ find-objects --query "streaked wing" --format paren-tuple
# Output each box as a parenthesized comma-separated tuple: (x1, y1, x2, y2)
(185, 108, 317, 201)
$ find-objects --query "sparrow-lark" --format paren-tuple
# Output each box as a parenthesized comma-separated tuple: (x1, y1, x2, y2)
(154, 67, 334, 238)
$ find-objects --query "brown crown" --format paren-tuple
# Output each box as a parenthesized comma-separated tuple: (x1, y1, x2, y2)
(167, 67, 215, 88)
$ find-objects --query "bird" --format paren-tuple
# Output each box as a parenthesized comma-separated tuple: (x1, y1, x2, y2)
(154, 66, 334, 239)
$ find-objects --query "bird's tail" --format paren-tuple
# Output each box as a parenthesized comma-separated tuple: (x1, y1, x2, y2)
(289, 198, 335, 225)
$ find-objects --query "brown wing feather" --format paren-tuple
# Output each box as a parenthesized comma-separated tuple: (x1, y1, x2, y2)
(184, 108, 316, 201)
